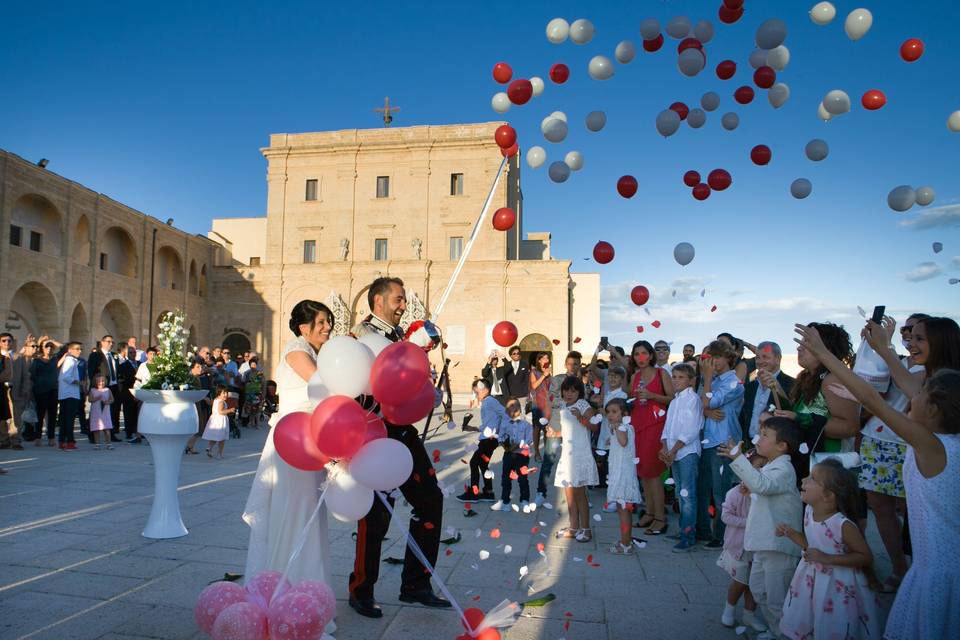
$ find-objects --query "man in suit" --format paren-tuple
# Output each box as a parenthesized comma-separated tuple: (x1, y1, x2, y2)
(87, 335, 122, 442)
(739, 340, 794, 443)
(481, 345, 530, 405)
(117, 347, 141, 443)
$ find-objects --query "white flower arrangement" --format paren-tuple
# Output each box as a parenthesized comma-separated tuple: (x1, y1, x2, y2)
(142, 310, 195, 390)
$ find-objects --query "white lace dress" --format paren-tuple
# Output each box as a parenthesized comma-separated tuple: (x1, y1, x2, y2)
(554, 399, 599, 489)
(606, 425, 641, 505)
(243, 337, 335, 632)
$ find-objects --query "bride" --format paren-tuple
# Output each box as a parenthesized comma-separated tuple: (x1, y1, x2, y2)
(243, 300, 336, 630)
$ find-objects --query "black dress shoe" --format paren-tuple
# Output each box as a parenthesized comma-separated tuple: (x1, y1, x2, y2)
(348, 596, 383, 618)
(399, 589, 452, 608)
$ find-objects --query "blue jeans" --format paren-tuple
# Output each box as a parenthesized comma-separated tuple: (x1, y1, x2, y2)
(672, 453, 699, 545)
(696, 446, 732, 542)
(536, 436, 562, 496)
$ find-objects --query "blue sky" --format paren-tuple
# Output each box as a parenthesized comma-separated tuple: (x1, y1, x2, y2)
(2, 0, 958, 354)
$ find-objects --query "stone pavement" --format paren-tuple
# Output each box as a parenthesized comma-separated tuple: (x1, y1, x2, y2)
(0, 408, 894, 640)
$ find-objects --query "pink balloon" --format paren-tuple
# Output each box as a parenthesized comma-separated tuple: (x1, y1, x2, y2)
(362, 413, 387, 444)
(211, 602, 268, 640)
(245, 571, 289, 609)
(196, 581, 247, 634)
(369, 341, 431, 407)
(380, 378, 436, 425)
(287, 581, 336, 630)
(310, 396, 368, 460)
(268, 592, 327, 640)
(273, 412, 330, 471)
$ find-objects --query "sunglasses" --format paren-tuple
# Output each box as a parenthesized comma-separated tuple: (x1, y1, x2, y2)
(899, 327, 913, 334)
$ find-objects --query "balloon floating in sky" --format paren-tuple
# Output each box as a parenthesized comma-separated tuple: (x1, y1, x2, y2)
(631, 286, 650, 306)
(588, 55, 615, 80)
(805, 139, 829, 161)
(933, 242, 943, 254)
(643, 34, 664, 52)
(492, 321, 518, 348)
(674, 242, 695, 266)
(547, 161, 570, 183)
(701, 91, 720, 111)
(640, 18, 661, 41)
(755, 18, 787, 50)
(541, 115, 568, 143)
(748, 49, 767, 70)
(817, 102, 833, 121)
(592, 241, 615, 264)
(766, 46, 790, 71)
(564, 151, 583, 171)
(494, 125, 516, 150)
(768, 83, 790, 108)
(615, 41, 636, 64)
(683, 170, 701, 187)
(656, 109, 682, 137)
(844, 8, 873, 41)
(823, 90, 851, 115)
(666, 16, 692, 39)
(707, 169, 732, 191)
(687, 108, 706, 128)
(694, 19, 714, 43)
(809, 2, 836, 25)
(734, 86, 755, 104)
(900, 38, 924, 62)
(718, 3, 744, 24)
(491, 93, 510, 114)
(585, 111, 606, 131)
(677, 48, 706, 76)
(692, 183, 711, 200)
(526, 146, 546, 169)
(861, 90, 886, 110)
(791, 178, 813, 199)
(887, 185, 916, 212)
(677, 37, 703, 54)
(546, 18, 570, 44)
(754, 66, 776, 89)
(507, 79, 533, 105)
(492, 63, 512, 84)
(569, 18, 595, 45)
(716, 60, 736, 80)
(670, 102, 690, 120)
(915, 186, 935, 206)
(549, 63, 570, 84)
(721, 112, 740, 131)
(947, 111, 960, 132)
(530, 76, 544, 97)
(492, 207, 516, 231)
(751, 145, 772, 165)
(617, 175, 638, 198)
(951, 279, 960, 285)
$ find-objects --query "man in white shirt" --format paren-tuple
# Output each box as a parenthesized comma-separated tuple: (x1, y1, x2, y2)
(126, 336, 146, 365)
(56, 342, 84, 450)
(134, 348, 157, 389)
(238, 351, 256, 377)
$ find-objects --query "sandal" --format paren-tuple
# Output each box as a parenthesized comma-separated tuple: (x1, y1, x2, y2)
(575, 529, 592, 543)
(609, 542, 633, 555)
(555, 527, 578, 539)
(645, 519, 668, 536)
(635, 514, 655, 529)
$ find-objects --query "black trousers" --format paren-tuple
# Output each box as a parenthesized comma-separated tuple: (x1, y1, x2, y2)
(119, 388, 138, 437)
(501, 450, 531, 503)
(349, 424, 443, 600)
(469, 437, 500, 495)
(57, 398, 80, 443)
(33, 389, 58, 440)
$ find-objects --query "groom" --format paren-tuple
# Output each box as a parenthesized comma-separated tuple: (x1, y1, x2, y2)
(348, 276, 450, 618)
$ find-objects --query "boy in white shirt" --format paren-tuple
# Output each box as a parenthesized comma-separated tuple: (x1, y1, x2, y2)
(599, 366, 628, 510)
(492, 398, 535, 513)
(719, 416, 803, 640)
(659, 363, 704, 551)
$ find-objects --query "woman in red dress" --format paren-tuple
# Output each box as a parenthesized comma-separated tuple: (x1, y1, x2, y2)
(629, 340, 675, 535)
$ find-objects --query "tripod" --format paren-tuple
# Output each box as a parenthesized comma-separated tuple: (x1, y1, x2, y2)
(420, 356, 453, 443)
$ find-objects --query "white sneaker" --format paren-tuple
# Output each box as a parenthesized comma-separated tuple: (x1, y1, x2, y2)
(490, 500, 506, 511)
(520, 500, 530, 513)
(603, 502, 618, 513)
(742, 610, 767, 632)
(542, 502, 553, 510)
(721, 603, 736, 628)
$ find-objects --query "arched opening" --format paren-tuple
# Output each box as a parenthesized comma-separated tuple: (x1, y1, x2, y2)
(69, 303, 89, 343)
(10, 194, 63, 257)
(199, 264, 208, 297)
(188, 260, 199, 295)
(157, 246, 184, 290)
(100, 226, 138, 277)
(8, 282, 60, 342)
(188, 324, 198, 348)
(73, 215, 92, 265)
(518, 332, 554, 367)
(100, 300, 135, 346)
(222, 332, 251, 356)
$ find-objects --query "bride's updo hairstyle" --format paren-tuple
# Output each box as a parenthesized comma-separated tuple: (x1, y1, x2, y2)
(289, 300, 332, 336)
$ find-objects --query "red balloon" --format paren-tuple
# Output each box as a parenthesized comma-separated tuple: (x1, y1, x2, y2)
(494, 125, 516, 149)
(273, 412, 330, 471)
(369, 341, 431, 407)
(362, 413, 387, 444)
(549, 63, 570, 84)
(692, 183, 711, 200)
(683, 170, 700, 187)
(900, 38, 924, 62)
(718, 4, 744, 24)
(380, 379, 435, 425)
(492, 321, 518, 348)
(631, 286, 650, 306)
(723, 0, 744, 8)
(617, 175, 638, 199)
(669, 101, 689, 120)
(861, 90, 887, 111)
(592, 241, 615, 264)
(492, 207, 516, 231)
(753, 66, 776, 89)
(492, 62, 513, 84)
(677, 38, 703, 53)
(506, 79, 533, 105)
(707, 168, 732, 191)
(716, 59, 737, 80)
(459, 608, 501, 640)
(642, 34, 664, 52)
(734, 86, 754, 104)
(310, 396, 368, 460)
(750, 144, 772, 165)
(499, 143, 518, 158)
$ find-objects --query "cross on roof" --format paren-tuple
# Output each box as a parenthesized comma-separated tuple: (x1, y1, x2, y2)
(374, 97, 400, 127)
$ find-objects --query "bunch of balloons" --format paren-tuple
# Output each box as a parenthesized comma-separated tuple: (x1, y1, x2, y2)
(888, 185, 936, 212)
(718, 0, 744, 24)
(195, 572, 335, 640)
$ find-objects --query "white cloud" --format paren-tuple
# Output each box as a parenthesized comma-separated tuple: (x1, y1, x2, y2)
(904, 262, 942, 282)
(899, 204, 960, 230)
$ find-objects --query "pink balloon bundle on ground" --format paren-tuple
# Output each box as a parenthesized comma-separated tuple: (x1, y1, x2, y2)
(211, 601, 268, 640)
(196, 581, 248, 634)
(268, 592, 328, 640)
(245, 570, 290, 610)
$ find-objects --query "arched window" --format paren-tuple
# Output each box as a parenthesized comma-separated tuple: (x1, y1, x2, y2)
(100, 227, 138, 277)
(156, 247, 184, 290)
(11, 195, 63, 257)
(74, 215, 92, 265)
(188, 260, 199, 295)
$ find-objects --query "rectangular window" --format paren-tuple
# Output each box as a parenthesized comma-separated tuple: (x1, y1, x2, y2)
(9, 224, 22, 247)
(303, 240, 316, 263)
(305, 179, 318, 201)
(249, 256, 261, 266)
(29, 230, 42, 252)
(376, 176, 390, 198)
(449, 236, 463, 260)
(450, 173, 464, 196)
(99, 253, 108, 270)
(374, 238, 388, 261)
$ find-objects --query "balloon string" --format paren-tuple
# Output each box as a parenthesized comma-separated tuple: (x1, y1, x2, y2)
(270, 481, 330, 605)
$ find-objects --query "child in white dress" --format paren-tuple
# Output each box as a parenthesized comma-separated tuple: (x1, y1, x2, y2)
(202, 386, 234, 458)
(604, 397, 641, 554)
(554, 375, 599, 543)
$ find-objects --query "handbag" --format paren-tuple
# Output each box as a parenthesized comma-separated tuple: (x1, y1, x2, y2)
(21, 401, 38, 425)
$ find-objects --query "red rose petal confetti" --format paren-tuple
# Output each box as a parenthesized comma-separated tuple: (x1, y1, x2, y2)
(564, 612, 573, 617)
(473, 595, 482, 601)
(536, 542, 545, 553)
(651, 320, 661, 328)
(711, 305, 718, 312)
(636, 325, 644, 333)
(432, 449, 441, 462)
(586, 554, 593, 563)
(490, 528, 502, 539)
(573, 336, 582, 343)
(465, 502, 472, 510)
(564, 620, 571, 631)
(424, 522, 435, 530)
(531, 526, 540, 534)
(552, 339, 561, 345)
(445, 549, 453, 556)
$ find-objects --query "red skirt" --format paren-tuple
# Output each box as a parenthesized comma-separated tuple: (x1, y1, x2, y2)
(631, 403, 667, 479)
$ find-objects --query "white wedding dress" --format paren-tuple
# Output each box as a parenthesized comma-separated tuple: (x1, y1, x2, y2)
(243, 336, 336, 633)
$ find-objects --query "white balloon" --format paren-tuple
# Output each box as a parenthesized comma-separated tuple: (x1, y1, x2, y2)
(887, 186, 916, 212)
(666, 16, 691, 39)
(307, 370, 330, 405)
(548, 110, 568, 123)
(791, 178, 813, 199)
(585, 110, 607, 132)
(749, 49, 768, 69)
(615, 40, 636, 64)
(655, 109, 682, 137)
(810, 1, 836, 25)
(948, 111, 960, 132)
(805, 139, 829, 161)
(687, 108, 706, 128)
(326, 468, 375, 522)
(526, 145, 546, 169)
(766, 45, 790, 71)
(673, 242, 695, 266)
(915, 186, 936, 206)
(548, 161, 571, 183)
(349, 438, 414, 491)
(756, 18, 788, 50)
(817, 102, 833, 121)
(542, 118, 568, 143)
(314, 336, 374, 399)
(570, 18, 595, 45)
(701, 91, 720, 111)
(844, 9, 873, 41)
(677, 47, 705, 77)
(588, 55, 615, 80)
(693, 20, 714, 43)
(639, 18, 661, 41)
(491, 92, 510, 114)
(357, 331, 392, 358)
(768, 83, 790, 108)
(721, 112, 740, 131)
(546, 18, 570, 44)
(530, 76, 545, 97)
(823, 90, 850, 115)
(564, 151, 584, 171)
